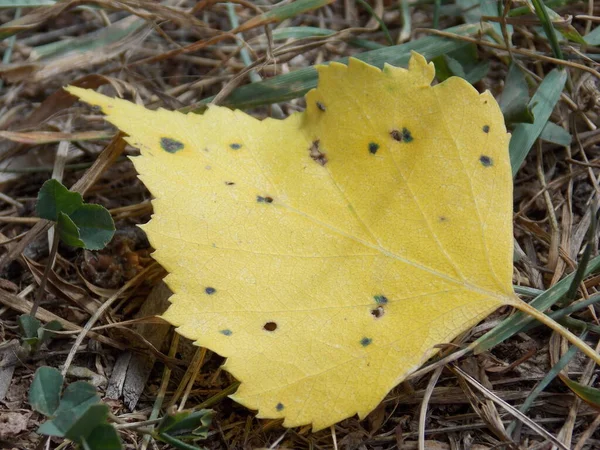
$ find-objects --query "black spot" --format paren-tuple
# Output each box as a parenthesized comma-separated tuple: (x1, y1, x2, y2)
(257, 196, 273, 203)
(369, 142, 380, 154)
(316, 101, 326, 111)
(205, 287, 216, 295)
(220, 329, 232, 336)
(482, 125, 490, 133)
(439, 216, 447, 222)
(230, 143, 242, 150)
(309, 140, 328, 166)
(374, 295, 388, 304)
(371, 306, 384, 319)
(160, 137, 184, 153)
(225, 181, 235, 186)
(264, 322, 277, 332)
(276, 402, 284, 411)
(479, 155, 493, 167)
(360, 337, 372, 347)
(390, 128, 413, 143)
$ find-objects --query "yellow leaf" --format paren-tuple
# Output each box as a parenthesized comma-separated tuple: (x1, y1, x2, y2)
(67, 52, 517, 431)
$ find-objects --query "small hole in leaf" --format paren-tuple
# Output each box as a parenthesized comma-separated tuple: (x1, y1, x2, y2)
(369, 143, 379, 154)
(316, 101, 326, 111)
(482, 125, 490, 133)
(264, 322, 277, 332)
(371, 306, 384, 319)
(360, 337, 372, 347)
(479, 155, 493, 167)
(220, 329, 232, 336)
(160, 137, 184, 154)
(276, 402, 284, 411)
(205, 287, 216, 295)
(230, 143, 242, 150)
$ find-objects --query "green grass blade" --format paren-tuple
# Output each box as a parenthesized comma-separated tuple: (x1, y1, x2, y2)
(356, 0, 393, 45)
(0, 0, 55, 6)
(529, 0, 563, 59)
(475, 254, 600, 353)
(198, 23, 486, 110)
(510, 68, 567, 176)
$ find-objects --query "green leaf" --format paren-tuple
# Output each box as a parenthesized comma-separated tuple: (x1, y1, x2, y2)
(29, 366, 63, 416)
(585, 25, 600, 45)
(157, 409, 213, 441)
(540, 121, 572, 146)
(561, 376, 600, 410)
(38, 382, 106, 442)
(509, 68, 567, 176)
(82, 424, 123, 450)
(54, 381, 100, 417)
(62, 404, 109, 443)
(69, 204, 115, 250)
(57, 212, 85, 248)
(38, 320, 62, 345)
(36, 179, 83, 221)
(499, 63, 534, 126)
(18, 314, 41, 339)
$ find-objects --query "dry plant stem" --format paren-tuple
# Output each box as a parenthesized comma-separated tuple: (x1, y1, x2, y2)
(420, 28, 600, 81)
(452, 366, 569, 450)
(30, 231, 59, 317)
(511, 297, 600, 366)
(418, 366, 443, 450)
(141, 332, 179, 450)
(178, 347, 207, 411)
(61, 263, 158, 377)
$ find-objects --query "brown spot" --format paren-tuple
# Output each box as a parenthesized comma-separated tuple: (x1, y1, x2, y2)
(309, 140, 328, 166)
(264, 322, 277, 331)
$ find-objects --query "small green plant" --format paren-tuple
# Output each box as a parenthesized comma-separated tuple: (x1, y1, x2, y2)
(36, 178, 115, 250)
(154, 409, 214, 449)
(17, 314, 61, 353)
(29, 367, 121, 450)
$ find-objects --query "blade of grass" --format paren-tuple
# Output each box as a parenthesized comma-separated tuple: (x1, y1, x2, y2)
(269, 27, 386, 50)
(197, 23, 487, 111)
(475, 253, 600, 353)
(529, 0, 564, 59)
(356, 0, 393, 45)
(510, 68, 567, 176)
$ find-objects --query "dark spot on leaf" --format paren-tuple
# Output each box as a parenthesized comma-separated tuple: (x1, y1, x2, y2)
(371, 306, 384, 319)
(360, 337, 372, 347)
(480, 155, 493, 167)
(205, 287, 216, 295)
(374, 295, 388, 304)
(264, 322, 277, 332)
(257, 196, 273, 203)
(225, 181, 235, 186)
(369, 142, 379, 154)
(309, 140, 328, 166)
(276, 402, 284, 411)
(230, 143, 242, 150)
(390, 128, 413, 143)
(439, 216, 447, 222)
(160, 137, 184, 153)
(483, 125, 490, 133)
(220, 329, 232, 336)
(316, 101, 326, 111)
